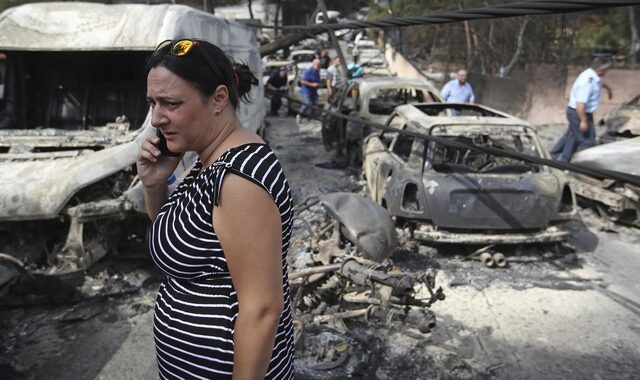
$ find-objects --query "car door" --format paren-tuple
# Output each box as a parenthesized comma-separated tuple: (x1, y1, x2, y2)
(369, 118, 408, 205)
(379, 128, 417, 213)
(364, 113, 404, 202)
(387, 137, 427, 218)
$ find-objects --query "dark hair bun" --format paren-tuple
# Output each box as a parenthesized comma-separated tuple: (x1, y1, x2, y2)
(233, 63, 259, 102)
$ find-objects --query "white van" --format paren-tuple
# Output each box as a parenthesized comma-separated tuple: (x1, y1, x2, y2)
(0, 2, 263, 276)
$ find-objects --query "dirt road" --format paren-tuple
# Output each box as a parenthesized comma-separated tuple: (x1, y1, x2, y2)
(1, 116, 639, 379)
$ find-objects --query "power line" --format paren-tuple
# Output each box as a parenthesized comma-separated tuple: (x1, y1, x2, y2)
(265, 92, 640, 187)
(252, 0, 640, 32)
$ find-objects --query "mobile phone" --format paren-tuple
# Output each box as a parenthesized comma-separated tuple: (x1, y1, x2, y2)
(156, 129, 181, 157)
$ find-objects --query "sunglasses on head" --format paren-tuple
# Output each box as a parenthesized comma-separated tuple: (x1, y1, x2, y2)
(153, 39, 226, 84)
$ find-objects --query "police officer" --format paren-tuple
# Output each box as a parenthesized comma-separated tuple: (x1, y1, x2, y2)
(550, 56, 613, 161)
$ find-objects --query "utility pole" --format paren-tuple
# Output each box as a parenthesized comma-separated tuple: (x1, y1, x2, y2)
(317, 0, 349, 80)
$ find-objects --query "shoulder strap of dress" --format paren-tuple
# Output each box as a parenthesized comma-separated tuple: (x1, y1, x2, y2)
(211, 144, 275, 206)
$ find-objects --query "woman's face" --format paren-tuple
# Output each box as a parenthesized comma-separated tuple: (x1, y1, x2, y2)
(146, 66, 217, 153)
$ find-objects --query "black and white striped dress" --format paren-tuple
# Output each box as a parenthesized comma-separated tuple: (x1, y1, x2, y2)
(149, 143, 295, 379)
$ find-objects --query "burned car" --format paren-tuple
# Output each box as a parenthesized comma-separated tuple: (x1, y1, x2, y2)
(597, 91, 640, 144)
(0, 2, 263, 280)
(353, 40, 385, 68)
(362, 103, 576, 245)
(322, 76, 442, 164)
(569, 137, 640, 227)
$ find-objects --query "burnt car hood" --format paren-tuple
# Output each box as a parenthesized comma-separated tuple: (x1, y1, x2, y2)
(0, 128, 145, 221)
(572, 136, 640, 175)
(319, 192, 398, 262)
(423, 171, 561, 230)
(604, 106, 640, 136)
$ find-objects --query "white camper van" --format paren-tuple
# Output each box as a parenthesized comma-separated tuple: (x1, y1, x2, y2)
(0, 2, 263, 277)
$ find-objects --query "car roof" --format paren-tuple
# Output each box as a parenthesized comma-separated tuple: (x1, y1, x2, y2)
(393, 103, 534, 132)
(354, 76, 441, 96)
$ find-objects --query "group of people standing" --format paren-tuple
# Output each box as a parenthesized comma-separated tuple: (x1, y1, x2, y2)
(267, 48, 612, 162)
(266, 49, 364, 123)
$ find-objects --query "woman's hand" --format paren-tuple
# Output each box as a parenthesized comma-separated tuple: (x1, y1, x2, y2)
(136, 134, 182, 188)
(137, 134, 183, 220)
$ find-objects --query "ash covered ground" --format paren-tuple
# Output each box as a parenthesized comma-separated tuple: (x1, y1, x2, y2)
(1, 116, 639, 380)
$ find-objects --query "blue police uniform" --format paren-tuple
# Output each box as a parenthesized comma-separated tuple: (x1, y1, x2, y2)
(550, 68, 602, 161)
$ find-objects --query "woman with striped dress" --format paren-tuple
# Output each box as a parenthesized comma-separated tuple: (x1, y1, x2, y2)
(137, 39, 294, 379)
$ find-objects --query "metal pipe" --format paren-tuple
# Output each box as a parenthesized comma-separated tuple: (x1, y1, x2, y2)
(0, 253, 25, 268)
(493, 252, 507, 268)
(289, 263, 342, 280)
(317, 0, 350, 79)
(370, 307, 436, 334)
(339, 258, 414, 297)
(313, 307, 370, 323)
(479, 252, 495, 268)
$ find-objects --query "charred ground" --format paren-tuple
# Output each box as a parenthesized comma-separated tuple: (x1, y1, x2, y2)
(1, 115, 639, 379)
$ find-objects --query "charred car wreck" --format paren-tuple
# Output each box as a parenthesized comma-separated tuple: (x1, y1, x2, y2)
(570, 137, 640, 227)
(597, 91, 640, 144)
(322, 76, 443, 165)
(362, 103, 577, 245)
(0, 2, 264, 286)
(569, 93, 640, 227)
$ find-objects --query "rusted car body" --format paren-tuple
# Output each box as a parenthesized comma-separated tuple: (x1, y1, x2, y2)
(321, 76, 443, 164)
(363, 103, 576, 244)
(0, 2, 263, 276)
(570, 137, 640, 226)
(597, 92, 640, 144)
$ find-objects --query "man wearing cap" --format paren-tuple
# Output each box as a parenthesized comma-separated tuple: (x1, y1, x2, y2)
(266, 67, 288, 116)
(550, 56, 613, 161)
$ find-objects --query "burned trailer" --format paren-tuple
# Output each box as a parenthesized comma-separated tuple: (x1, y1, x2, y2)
(362, 103, 576, 245)
(569, 137, 640, 227)
(0, 2, 264, 279)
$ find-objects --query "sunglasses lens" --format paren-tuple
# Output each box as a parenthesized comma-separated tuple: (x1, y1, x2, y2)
(172, 40, 195, 56)
(154, 40, 172, 55)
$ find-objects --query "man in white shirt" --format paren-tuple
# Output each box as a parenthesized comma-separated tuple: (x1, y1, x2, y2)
(550, 57, 613, 161)
(441, 69, 475, 115)
(326, 57, 343, 99)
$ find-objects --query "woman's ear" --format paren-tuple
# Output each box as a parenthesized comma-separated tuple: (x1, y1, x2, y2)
(210, 84, 230, 113)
